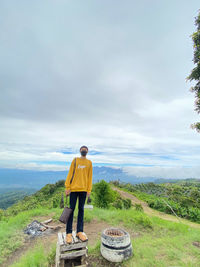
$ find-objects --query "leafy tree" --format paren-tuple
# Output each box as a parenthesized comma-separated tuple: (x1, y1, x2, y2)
(93, 180, 115, 208)
(187, 10, 200, 132)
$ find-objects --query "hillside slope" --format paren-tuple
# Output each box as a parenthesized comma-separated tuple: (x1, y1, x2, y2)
(112, 186, 200, 229)
(1, 180, 200, 267)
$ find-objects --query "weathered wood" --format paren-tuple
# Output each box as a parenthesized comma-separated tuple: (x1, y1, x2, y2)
(56, 232, 88, 266)
(58, 232, 64, 246)
(56, 241, 60, 267)
(41, 218, 52, 224)
(72, 230, 79, 243)
(60, 249, 87, 260)
(81, 254, 88, 265)
(61, 241, 87, 252)
(40, 226, 47, 232)
(62, 231, 88, 246)
(62, 232, 67, 244)
(41, 222, 62, 229)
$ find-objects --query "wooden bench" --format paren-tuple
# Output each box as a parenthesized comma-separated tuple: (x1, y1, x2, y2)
(56, 231, 88, 267)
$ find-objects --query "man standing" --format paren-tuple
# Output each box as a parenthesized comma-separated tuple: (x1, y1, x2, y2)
(65, 145, 93, 243)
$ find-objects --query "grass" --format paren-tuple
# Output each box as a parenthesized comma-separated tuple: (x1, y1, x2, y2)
(84, 206, 153, 230)
(1, 202, 200, 266)
(10, 240, 56, 267)
(0, 207, 58, 265)
(87, 207, 200, 267)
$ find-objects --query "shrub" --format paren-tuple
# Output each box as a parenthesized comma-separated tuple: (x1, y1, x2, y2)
(93, 180, 115, 208)
(134, 203, 143, 212)
(122, 198, 132, 209)
(113, 198, 123, 209)
(60, 193, 64, 209)
(112, 196, 132, 210)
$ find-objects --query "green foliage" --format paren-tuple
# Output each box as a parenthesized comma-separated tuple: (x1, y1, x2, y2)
(93, 180, 115, 208)
(0, 209, 4, 221)
(60, 193, 64, 209)
(187, 10, 200, 132)
(112, 196, 132, 210)
(112, 198, 123, 209)
(0, 207, 53, 265)
(10, 241, 54, 267)
(123, 198, 132, 209)
(0, 188, 36, 210)
(114, 181, 200, 223)
(0, 180, 66, 220)
(135, 203, 144, 212)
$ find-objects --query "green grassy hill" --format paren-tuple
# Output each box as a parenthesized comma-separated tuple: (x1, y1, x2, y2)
(0, 180, 200, 267)
(112, 180, 200, 224)
(0, 188, 37, 209)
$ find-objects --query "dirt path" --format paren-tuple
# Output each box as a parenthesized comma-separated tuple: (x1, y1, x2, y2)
(112, 186, 200, 229)
(3, 215, 114, 267)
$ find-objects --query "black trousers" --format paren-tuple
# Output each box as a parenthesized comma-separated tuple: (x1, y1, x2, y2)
(66, 191, 87, 234)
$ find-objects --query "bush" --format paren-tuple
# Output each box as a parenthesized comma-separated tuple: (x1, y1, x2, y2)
(113, 198, 123, 209)
(112, 196, 132, 210)
(123, 198, 132, 209)
(134, 203, 143, 212)
(93, 180, 115, 209)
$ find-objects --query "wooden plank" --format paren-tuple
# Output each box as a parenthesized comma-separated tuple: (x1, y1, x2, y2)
(58, 232, 64, 246)
(61, 241, 87, 252)
(41, 218, 52, 224)
(41, 222, 61, 229)
(62, 232, 66, 244)
(60, 249, 87, 260)
(72, 231, 79, 243)
(55, 241, 60, 267)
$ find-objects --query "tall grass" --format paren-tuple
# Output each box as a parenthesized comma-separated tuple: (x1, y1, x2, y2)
(10, 241, 56, 267)
(0, 207, 58, 265)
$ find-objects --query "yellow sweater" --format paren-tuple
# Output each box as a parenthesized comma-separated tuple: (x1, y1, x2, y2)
(65, 157, 93, 193)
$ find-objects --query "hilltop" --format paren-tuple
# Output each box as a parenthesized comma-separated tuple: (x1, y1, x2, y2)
(0, 180, 200, 267)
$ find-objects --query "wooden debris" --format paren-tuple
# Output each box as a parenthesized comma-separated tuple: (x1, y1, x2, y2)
(40, 222, 62, 230)
(41, 218, 52, 224)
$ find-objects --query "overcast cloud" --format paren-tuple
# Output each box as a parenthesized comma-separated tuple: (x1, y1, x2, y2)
(0, 0, 200, 179)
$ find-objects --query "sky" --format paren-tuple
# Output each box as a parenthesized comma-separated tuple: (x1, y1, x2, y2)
(0, 0, 200, 179)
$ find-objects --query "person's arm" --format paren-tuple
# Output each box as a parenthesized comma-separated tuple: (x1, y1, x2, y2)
(65, 158, 75, 190)
(87, 161, 93, 194)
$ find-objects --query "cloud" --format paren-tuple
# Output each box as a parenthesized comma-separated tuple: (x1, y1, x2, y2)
(0, 1, 200, 179)
(122, 166, 200, 179)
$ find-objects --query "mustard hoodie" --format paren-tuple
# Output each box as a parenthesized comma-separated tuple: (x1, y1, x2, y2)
(65, 157, 93, 193)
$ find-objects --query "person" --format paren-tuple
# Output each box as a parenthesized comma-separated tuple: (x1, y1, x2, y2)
(65, 145, 93, 243)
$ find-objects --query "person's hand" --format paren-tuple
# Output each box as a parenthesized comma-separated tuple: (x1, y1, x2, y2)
(65, 189, 71, 196)
(87, 192, 91, 197)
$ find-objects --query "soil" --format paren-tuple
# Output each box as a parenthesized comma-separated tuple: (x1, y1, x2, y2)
(2, 216, 115, 267)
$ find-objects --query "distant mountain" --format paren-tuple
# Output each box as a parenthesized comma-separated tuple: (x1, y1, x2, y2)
(0, 167, 157, 189)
